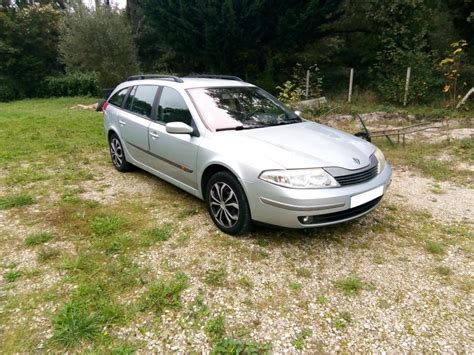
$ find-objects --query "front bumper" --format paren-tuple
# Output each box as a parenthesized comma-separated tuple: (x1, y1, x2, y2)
(243, 164, 392, 228)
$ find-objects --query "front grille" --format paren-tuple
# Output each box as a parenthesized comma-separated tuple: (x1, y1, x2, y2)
(299, 196, 382, 224)
(334, 155, 378, 186)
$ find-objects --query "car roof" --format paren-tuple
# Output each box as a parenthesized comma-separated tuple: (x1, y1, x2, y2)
(120, 77, 255, 90)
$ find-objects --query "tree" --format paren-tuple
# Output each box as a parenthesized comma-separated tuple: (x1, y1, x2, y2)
(59, 4, 139, 88)
(368, 0, 438, 104)
(0, 5, 62, 100)
(136, 0, 344, 88)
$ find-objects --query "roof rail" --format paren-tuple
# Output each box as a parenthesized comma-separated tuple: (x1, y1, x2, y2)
(126, 74, 184, 83)
(185, 74, 243, 82)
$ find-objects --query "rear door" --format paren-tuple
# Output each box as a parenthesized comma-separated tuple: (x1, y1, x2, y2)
(148, 86, 201, 189)
(118, 85, 159, 163)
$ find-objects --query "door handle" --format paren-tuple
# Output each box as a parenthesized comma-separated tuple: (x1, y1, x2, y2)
(119, 120, 126, 126)
(150, 132, 159, 139)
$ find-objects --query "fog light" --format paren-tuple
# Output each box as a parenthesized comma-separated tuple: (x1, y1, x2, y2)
(299, 216, 314, 225)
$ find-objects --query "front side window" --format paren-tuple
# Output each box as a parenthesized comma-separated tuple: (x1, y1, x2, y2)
(158, 87, 193, 126)
(109, 87, 129, 107)
(187, 87, 300, 131)
(124, 85, 158, 118)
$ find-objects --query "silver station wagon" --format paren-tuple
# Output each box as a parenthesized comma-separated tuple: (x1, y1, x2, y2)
(103, 74, 392, 235)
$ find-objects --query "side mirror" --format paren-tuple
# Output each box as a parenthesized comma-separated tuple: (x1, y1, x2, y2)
(294, 110, 301, 116)
(165, 121, 193, 134)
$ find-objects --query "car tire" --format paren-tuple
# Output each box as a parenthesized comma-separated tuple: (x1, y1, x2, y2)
(206, 171, 252, 235)
(109, 133, 132, 172)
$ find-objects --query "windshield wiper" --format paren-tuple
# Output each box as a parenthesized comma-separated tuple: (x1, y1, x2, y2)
(215, 124, 267, 132)
(266, 118, 302, 126)
(215, 126, 244, 132)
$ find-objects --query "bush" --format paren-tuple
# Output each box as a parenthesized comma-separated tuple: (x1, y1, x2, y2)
(40, 72, 101, 98)
(0, 78, 19, 102)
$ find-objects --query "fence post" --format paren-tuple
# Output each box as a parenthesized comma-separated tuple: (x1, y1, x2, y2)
(348, 68, 354, 103)
(305, 70, 310, 99)
(403, 67, 411, 107)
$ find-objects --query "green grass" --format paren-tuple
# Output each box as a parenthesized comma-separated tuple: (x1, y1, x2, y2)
(51, 301, 102, 347)
(425, 241, 446, 255)
(295, 267, 312, 278)
(205, 314, 226, 343)
(4, 270, 22, 282)
(0, 97, 104, 165)
(211, 338, 271, 355)
(37, 247, 61, 263)
(139, 272, 189, 314)
(436, 266, 453, 276)
(90, 215, 128, 237)
(377, 139, 473, 184)
(25, 232, 54, 246)
(141, 224, 173, 246)
(333, 311, 353, 330)
(335, 276, 364, 296)
(316, 295, 328, 305)
(204, 266, 228, 287)
(0, 194, 35, 210)
(289, 281, 302, 291)
(292, 328, 312, 350)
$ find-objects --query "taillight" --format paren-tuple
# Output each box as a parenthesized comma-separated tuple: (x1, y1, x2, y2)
(102, 101, 109, 112)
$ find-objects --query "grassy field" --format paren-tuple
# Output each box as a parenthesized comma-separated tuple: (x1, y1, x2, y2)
(0, 97, 472, 353)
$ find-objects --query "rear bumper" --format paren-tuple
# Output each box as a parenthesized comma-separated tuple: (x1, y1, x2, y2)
(243, 164, 392, 228)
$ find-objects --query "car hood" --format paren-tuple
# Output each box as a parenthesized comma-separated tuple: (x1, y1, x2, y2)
(215, 121, 375, 170)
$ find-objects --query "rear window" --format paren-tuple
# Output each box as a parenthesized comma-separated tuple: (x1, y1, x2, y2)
(108, 87, 129, 107)
(124, 85, 158, 118)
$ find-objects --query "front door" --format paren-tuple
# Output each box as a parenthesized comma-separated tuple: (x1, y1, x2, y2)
(148, 86, 200, 189)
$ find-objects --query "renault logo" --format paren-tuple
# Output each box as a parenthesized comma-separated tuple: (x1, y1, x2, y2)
(352, 157, 360, 164)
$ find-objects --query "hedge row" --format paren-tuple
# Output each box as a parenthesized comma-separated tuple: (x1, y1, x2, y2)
(0, 72, 102, 102)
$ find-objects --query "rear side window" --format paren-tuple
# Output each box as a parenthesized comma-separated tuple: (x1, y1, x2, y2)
(158, 87, 193, 125)
(124, 85, 158, 118)
(109, 87, 129, 107)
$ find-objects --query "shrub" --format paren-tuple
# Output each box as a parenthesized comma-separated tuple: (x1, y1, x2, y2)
(40, 72, 101, 98)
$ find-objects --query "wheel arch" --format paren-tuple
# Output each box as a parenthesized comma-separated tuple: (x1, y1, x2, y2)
(200, 163, 241, 199)
(107, 129, 120, 143)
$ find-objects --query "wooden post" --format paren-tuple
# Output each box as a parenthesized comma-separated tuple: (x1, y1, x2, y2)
(305, 70, 310, 99)
(348, 68, 354, 103)
(403, 67, 411, 107)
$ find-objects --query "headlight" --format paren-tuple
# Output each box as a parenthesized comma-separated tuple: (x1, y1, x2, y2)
(374, 147, 386, 174)
(259, 168, 339, 189)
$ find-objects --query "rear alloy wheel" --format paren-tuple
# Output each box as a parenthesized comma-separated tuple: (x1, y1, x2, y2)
(109, 133, 132, 172)
(206, 171, 251, 235)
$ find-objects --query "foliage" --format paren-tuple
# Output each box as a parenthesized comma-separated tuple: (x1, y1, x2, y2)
(438, 40, 469, 106)
(59, 4, 139, 88)
(276, 81, 304, 107)
(368, 0, 439, 104)
(137, 0, 344, 88)
(291, 63, 323, 98)
(0, 5, 62, 100)
(40, 72, 101, 98)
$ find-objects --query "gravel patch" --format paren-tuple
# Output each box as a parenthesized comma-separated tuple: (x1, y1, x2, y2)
(388, 168, 474, 223)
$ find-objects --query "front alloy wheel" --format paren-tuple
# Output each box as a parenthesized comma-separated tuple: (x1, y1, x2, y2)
(206, 171, 251, 235)
(209, 182, 240, 228)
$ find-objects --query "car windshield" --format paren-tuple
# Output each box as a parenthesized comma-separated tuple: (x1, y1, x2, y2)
(187, 87, 301, 131)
